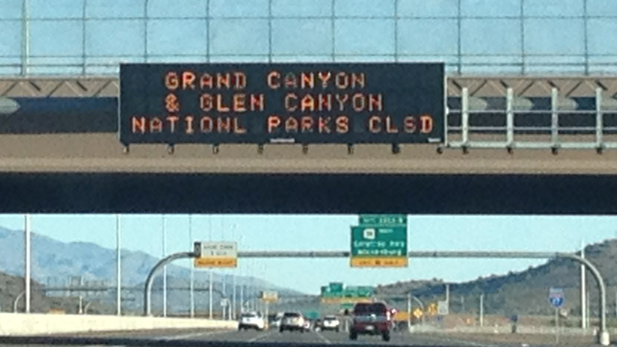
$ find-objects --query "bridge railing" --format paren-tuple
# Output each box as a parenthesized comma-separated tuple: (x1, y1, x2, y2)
(443, 87, 617, 153)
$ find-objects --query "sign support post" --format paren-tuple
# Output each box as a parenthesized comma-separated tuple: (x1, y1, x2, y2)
(555, 307, 560, 344)
(549, 287, 565, 344)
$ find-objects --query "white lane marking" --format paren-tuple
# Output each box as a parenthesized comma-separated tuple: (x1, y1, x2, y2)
(159, 330, 233, 340)
(420, 334, 496, 347)
(315, 331, 332, 345)
(248, 331, 273, 343)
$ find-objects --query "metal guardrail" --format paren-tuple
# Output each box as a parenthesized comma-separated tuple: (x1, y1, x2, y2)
(441, 87, 617, 153)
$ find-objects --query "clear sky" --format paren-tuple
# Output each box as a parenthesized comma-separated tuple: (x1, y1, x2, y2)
(1, 214, 616, 294)
(2, 0, 616, 75)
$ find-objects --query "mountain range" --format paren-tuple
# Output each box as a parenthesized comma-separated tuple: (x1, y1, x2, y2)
(3, 226, 617, 317)
(375, 237, 617, 317)
(0, 227, 302, 314)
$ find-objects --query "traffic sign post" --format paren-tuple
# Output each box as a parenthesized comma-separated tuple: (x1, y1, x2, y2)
(437, 300, 449, 316)
(193, 241, 238, 268)
(549, 287, 565, 343)
(260, 290, 279, 303)
(549, 287, 565, 308)
(350, 225, 408, 267)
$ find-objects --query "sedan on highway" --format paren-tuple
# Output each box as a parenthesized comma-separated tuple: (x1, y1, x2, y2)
(279, 311, 306, 333)
(238, 311, 266, 331)
(320, 315, 340, 332)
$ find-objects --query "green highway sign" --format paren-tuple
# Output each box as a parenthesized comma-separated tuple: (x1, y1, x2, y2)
(342, 286, 374, 298)
(359, 214, 407, 227)
(303, 310, 320, 320)
(320, 282, 376, 302)
(341, 303, 354, 309)
(329, 282, 344, 293)
(350, 225, 408, 267)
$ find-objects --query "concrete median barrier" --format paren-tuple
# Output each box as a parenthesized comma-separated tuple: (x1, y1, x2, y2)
(0, 313, 237, 336)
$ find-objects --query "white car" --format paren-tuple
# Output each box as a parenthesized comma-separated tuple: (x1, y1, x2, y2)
(321, 315, 340, 332)
(303, 319, 311, 332)
(238, 311, 266, 331)
(280, 311, 306, 332)
(270, 317, 282, 328)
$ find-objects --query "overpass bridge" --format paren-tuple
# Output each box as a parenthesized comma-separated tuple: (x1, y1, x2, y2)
(1, 75, 617, 175)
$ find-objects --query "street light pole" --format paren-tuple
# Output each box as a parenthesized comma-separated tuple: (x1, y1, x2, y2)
(24, 214, 31, 314)
(239, 234, 244, 314)
(209, 272, 213, 319)
(240, 281, 245, 314)
(208, 215, 213, 319)
(231, 224, 237, 319)
(116, 214, 122, 316)
(406, 292, 411, 330)
(162, 215, 167, 317)
(221, 218, 226, 319)
(479, 294, 484, 327)
(189, 214, 195, 318)
(581, 238, 587, 329)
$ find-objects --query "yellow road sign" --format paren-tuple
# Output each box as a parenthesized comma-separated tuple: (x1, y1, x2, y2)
(193, 241, 238, 268)
(350, 256, 408, 267)
(261, 290, 279, 303)
(320, 297, 373, 304)
(393, 311, 409, 321)
(426, 303, 438, 315)
(413, 308, 423, 319)
(194, 257, 237, 268)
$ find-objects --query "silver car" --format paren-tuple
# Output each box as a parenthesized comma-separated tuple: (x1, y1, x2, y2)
(280, 311, 306, 333)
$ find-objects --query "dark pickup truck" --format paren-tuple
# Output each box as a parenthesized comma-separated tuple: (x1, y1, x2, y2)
(348, 302, 395, 342)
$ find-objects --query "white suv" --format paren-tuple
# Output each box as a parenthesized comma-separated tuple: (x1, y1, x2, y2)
(280, 311, 306, 333)
(238, 311, 266, 331)
(321, 315, 340, 332)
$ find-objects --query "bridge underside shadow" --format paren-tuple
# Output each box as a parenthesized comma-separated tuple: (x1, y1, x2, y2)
(0, 173, 614, 214)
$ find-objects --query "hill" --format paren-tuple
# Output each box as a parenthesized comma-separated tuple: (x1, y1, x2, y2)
(0, 227, 302, 314)
(0, 270, 117, 314)
(375, 238, 617, 317)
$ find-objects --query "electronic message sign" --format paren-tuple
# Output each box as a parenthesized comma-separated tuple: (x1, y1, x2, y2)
(119, 63, 445, 145)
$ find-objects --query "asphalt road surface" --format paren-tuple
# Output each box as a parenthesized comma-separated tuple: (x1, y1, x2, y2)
(0, 328, 606, 347)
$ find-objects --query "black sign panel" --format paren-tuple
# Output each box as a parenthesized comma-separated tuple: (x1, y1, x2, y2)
(119, 63, 445, 145)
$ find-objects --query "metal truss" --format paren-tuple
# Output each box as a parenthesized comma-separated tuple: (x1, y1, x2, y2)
(1, 76, 617, 98)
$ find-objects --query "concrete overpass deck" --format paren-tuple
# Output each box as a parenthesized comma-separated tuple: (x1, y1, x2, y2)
(0, 133, 615, 175)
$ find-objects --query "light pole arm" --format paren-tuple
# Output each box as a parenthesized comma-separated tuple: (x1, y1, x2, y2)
(143, 251, 195, 316)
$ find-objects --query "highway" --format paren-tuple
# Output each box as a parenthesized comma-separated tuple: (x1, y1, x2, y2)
(0, 329, 483, 347)
(0, 328, 603, 347)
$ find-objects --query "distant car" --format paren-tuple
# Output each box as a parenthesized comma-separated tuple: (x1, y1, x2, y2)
(238, 311, 266, 331)
(270, 317, 282, 329)
(314, 319, 323, 331)
(280, 311, 306, 333)
(303, 318, 311, 332)
(349, 302, 395, 342)
(321, 315, 340, 332)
